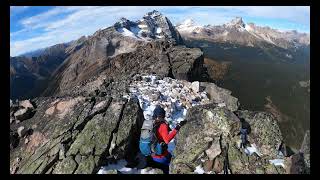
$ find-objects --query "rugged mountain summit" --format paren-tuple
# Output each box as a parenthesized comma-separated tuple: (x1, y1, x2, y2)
(42, 10, 188, 97)
(10, 11, 309, 174)
(114, 10, 183, 44)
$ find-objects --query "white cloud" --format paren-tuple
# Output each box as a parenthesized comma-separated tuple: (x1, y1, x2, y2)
(10, 6, 310, 56)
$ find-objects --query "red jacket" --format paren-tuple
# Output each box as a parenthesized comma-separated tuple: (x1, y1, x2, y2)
(152, 122, 178, 158)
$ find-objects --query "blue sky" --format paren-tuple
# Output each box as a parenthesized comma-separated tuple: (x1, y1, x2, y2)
(10, 6, 310, 56)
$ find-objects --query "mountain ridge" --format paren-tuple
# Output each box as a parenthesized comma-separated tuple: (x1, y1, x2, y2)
(176, 17, 309, 50)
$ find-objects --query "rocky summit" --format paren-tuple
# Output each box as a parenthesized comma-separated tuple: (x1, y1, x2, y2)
(10, 10, 309, 174)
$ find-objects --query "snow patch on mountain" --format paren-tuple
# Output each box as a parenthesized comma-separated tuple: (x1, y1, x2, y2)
(117, 28, 139, 39)
(176, 19, 203, 33)
(156, 27, 162, 34)
(126, 74, 210, 129)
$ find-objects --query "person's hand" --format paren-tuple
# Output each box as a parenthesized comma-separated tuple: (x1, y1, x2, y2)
(175, 120, 187, 130)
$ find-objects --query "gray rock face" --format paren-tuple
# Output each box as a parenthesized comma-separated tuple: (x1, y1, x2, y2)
(200, 82, 239, 112)
(300, 130, 310, 171)
(10, 95, 144, 174)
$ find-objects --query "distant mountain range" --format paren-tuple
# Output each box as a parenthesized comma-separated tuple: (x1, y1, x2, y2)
(176, 17, 309, 50)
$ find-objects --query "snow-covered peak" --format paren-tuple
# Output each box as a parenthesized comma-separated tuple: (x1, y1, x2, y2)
(177, 19, 196, 27)
(245, 23, 255, 32)
(226, 17, 245, 29)
(114, 10, 181, 43)
(176, 19, 204, 33)
(144, 10, 162, 19)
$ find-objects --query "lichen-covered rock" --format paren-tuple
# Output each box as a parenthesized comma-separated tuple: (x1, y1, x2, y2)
(170, 104, 240, 173)
(236, 110, 283, 158)
(170, 102, 287, 174)
(112, 99, 144, 164)
(227, 144, 250, 174)
(52, 157, 78, 174)
(74, 155, 95, 174)
(170, 163, 194, 174)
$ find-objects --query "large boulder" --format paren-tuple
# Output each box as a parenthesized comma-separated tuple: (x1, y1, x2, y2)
(170, 104, 240, 174)
(170, 103, 286, 174)
(169, 46, 204, 81)
(236, 110, 283, 158)
(200, 82, 239, 112)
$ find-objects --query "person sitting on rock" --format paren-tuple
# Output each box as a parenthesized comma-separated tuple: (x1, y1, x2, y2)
(147, 105, 186, 174)
(238, 117, 251, 149)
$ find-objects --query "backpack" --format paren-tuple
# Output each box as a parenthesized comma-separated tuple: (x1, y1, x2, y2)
(139, 120, 163, 156)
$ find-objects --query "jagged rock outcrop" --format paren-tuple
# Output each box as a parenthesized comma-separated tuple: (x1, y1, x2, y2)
(283, 130, 310, 174)
(49, 40, 208, 98)
(200, 82, 239, 112)
(10, 96, 144, 174)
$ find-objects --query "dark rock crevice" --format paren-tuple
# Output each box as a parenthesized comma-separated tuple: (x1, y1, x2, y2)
(165, 52, 175, 79)
(92, 99, 128, 174)
(74, 98, 111, 132)
(38, 153, 60, 174)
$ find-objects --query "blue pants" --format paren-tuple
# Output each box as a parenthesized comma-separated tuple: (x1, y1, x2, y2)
(150, 154, 172, 174)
